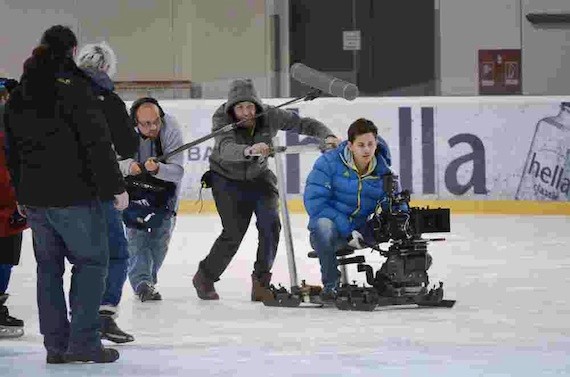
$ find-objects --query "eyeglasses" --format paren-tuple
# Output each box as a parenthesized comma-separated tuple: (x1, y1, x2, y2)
(137, 117, 162, 129)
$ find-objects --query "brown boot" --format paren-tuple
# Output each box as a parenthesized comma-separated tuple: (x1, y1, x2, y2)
(192, 269, 219, 300)
(251, 272, 274, 302)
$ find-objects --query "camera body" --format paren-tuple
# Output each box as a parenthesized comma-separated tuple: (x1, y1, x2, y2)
(357, 174, 450, 296)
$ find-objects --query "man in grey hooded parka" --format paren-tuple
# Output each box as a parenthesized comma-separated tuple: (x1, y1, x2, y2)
(192, 79, 339, 301)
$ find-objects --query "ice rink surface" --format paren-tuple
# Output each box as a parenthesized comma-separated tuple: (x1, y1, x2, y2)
(1, 213, 569, 376)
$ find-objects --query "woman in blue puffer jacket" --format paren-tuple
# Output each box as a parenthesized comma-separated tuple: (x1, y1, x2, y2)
(303, 118, 396, 300)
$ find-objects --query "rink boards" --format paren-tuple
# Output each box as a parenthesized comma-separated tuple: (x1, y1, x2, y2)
(131, 96, 570, 215)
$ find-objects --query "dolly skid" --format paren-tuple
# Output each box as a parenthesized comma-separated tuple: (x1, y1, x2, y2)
(335, 281, 456, 311)
(263, 280, 324, 308)
(263, 280, 455, 311)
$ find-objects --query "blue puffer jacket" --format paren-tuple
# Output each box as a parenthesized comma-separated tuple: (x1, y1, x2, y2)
(303, 136, 394, 238)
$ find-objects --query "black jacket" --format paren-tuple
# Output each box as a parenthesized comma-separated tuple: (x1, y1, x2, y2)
(82, 68, 138, 159)
(3, 59, 125, 207)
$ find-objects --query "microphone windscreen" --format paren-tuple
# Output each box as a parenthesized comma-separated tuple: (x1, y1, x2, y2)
(290, 63, 359, 101)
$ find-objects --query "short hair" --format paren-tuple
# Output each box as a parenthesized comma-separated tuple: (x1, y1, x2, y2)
(347, 118, 378, 142)
(40, 25, 77, 58)
(76, 41, 117, 78)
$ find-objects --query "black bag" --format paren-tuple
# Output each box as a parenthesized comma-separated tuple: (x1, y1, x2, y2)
(200, 170, 213, 189)
(122, 138, 177, 231)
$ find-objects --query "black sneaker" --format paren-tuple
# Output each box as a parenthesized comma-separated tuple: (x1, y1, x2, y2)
(0, 296, 24, 338)
(150, 290, 162, 301)
(317, 289, 338, 307)
(99, 312, 134, 344)
(136, 282, 159, 302)
(46, 353, 66, 364)
(64, 347, 119, 363)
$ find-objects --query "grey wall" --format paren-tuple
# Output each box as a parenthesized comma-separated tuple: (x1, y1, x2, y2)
(0, 0, 272, 98)
(439, 0, 570, 96)
(2, 0, 570, 97)
(521, 0, 570, 95)
(0, 0, 80, 79)
(439, 0, 522, 95)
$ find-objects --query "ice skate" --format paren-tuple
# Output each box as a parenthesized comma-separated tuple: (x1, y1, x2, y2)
(0, 294, 24, 338)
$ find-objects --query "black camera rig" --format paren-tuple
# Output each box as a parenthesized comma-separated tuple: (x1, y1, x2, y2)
(333, 173, 455, 311)
(264, 173, 456, 311)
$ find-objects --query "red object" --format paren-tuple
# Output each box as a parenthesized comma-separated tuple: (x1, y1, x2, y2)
(0, 132, 28, 237)
(478, 49, 522, 95)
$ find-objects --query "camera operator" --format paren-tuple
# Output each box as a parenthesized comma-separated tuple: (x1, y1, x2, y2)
(303, 118, 406, 305)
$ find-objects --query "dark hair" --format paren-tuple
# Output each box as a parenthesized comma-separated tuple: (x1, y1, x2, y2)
(40, 25, 78, 58)
(22, 25, 77, 77)
(18, 26, 78, 116)
(347, 118, 378, 142)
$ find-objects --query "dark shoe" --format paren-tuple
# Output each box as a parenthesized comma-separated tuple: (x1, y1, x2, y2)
(192, 269, 219, 300)
(251, 272, 274, 302)
(0, 294, 24, 338)
(317, 289, 337, 307)
(46, 353, 66, 364)
(64, 347, 119, 363)
(99, 311, 134, 344)
(136, 282, 159, 302)
(150, 290, 162, 301)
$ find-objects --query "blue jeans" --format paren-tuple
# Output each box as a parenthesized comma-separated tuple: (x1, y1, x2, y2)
(101, 201, 129, 308)
(0, 264, 12, 293)
(309, 218, 348, 291)
(127, 216, 175, 291)
(25, 201, 109, 355)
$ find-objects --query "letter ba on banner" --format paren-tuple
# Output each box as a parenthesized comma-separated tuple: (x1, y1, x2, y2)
(478, 49, 522, 95)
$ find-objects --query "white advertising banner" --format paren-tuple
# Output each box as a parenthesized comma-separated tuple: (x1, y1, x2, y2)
(142, 96, 570, 203)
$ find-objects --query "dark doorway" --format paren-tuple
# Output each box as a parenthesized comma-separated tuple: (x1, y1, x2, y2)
(289, 0, 436, 97)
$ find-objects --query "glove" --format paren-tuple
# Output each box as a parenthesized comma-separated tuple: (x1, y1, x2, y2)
(244, 142, 271, 157)
(323, 135, 340, 150)
(114, 191, 129, 211)
(347, 230, 365, 249)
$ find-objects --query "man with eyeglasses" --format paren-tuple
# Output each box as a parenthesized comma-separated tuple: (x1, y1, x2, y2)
(118, 97, 184, 302)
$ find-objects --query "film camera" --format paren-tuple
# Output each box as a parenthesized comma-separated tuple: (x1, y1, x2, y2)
(370, 174, 450, 243)
(334, 173, 455, 310)
(263, 173, 456, 311)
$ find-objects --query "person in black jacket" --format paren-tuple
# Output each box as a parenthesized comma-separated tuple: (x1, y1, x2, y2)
(3, 25, 126, 364)
(76, 41, 137, 344)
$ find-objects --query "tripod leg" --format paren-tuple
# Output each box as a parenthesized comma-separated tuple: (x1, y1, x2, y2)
(338, 256, 349, 285)
(273, 136, 299, 288)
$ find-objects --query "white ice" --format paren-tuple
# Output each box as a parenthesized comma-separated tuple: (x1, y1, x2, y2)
(1, 214, 569, 376)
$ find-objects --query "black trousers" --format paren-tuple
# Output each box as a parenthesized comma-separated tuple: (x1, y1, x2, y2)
(0, 232, 23, 265)
(199, 171, 281, 281)
(0, 232, 24, 294)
